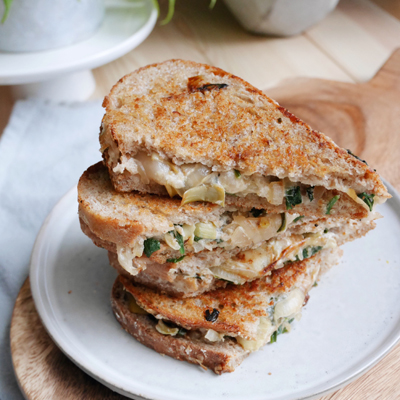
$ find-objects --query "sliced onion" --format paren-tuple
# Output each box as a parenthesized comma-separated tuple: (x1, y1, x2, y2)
(219, 247, 273, 280)
(219, 170, 248, 193)
(135, 159, 150, 184)
(135, 152, 185, 188)
(210, 266, 246, 285)
(274, 289, 305, 322)
(232, 214, 282, 245)
(181, 164, 211, 189)
(313, 186, 325, 202)
(229, 226, 252, 247)
(194, 222, 217, 239)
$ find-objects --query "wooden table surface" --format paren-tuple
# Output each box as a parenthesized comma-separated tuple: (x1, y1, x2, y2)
(3, 0, 400, 398)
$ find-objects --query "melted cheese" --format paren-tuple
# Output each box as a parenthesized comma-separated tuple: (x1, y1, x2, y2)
(210, 233, 336, 283)
(111, 151, 376, 211)
(236, 316, 274, 351)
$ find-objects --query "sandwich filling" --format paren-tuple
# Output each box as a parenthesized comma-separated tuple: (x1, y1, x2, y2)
(120, 249, 322, 352)
(112, 151, 379, 211)
(125, 288, 304, 352)
(115, 210, 319, 274)
(117, 229, 335, 284)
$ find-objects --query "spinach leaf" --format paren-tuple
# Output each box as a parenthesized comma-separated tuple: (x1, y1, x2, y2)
(306, 186, 314, 202)
(357, 192, 375, 212)
(166, 255, 186, 263)
(143, 238, 161, 258)
(285, 186, 302, 210)
(302, 246, 323, 260)
(326, 195, 340, 215)
(170, 229, 185, 254)
(175, 231, 185, 255)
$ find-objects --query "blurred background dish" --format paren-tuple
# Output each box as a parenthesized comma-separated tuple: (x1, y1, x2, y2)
(223, 0, 340, 36)
(0, 0, 105, 52)
(0, 0, 157, 101)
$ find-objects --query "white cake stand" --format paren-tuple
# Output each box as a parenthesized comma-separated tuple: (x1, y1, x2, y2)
(0, 0, 157, 101)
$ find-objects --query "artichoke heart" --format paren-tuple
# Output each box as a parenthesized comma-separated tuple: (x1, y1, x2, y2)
(127, 293, 148, 315)
(155, 320, 179, 336)
(181, 184, 225, 206)
(164, 232, 181, 250)
(194, 222, 217, 240)
(165, 184, 179, 198)
(182, 224, 196, 240)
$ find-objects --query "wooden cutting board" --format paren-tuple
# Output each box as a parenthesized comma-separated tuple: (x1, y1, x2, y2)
(10, 49, 400, 400)
(267, 48, 400, 194)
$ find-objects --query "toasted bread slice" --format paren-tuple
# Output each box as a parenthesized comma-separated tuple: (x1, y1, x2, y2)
(112, 248, 341, 373)
(111, 279, 249, 374)
(120, 248, 340, 341)
(100, 60, 389, 205)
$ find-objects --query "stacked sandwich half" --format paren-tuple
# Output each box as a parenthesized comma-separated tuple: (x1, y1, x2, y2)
(78, 60, 389, 374)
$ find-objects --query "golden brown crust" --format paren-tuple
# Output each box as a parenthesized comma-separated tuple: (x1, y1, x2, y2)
(120, 251, 327, 341)
(101, 59, 389, 198)
(111, 279, 249, 374)
(78, 162, 224, 245)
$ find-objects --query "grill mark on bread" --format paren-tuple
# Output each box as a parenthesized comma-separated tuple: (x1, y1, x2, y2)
(120, 254, 319, 340)
(101, 60, 389, 198)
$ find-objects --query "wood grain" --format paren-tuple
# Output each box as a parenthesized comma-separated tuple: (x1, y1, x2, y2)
(305, 0, 400, 83)
(371, 0, 400, 20)
(268, 48, 400, 192)
(10, 278, 129, 400)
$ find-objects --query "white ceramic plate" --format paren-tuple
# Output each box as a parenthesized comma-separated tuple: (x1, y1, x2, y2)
(0, 0, 157, 85)
(30, 181, 400, 400)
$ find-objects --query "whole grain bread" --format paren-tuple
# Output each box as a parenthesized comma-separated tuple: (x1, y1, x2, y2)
(120, 248, 341, 341)
(107, 217, 373, 297)
(78, 162, 223, 245)
(111, 248, 342, 373)
(111, 279, 249, 374)
(108, 251, 228, 297)
(78, 163, 371, 250)
(101, 59, 389, 198)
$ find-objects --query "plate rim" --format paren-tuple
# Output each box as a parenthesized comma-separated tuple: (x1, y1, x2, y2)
(29, 179, 400, 400)
(0, 0, 157, 85)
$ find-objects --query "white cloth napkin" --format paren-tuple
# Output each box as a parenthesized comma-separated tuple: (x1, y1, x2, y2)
(0, 99, 104, 399)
